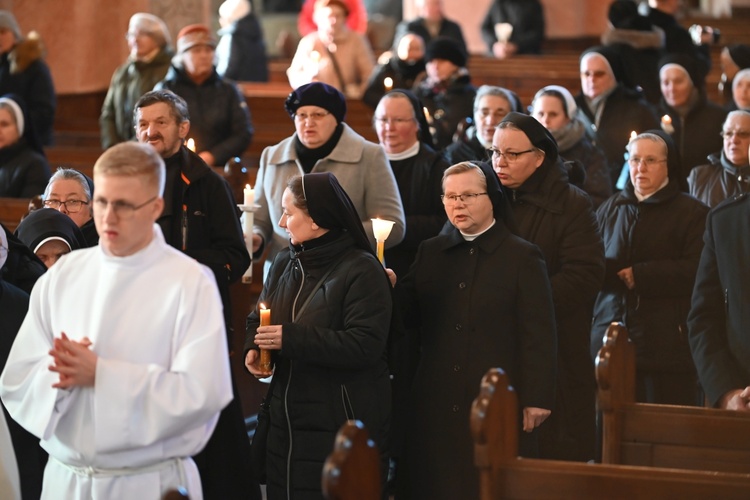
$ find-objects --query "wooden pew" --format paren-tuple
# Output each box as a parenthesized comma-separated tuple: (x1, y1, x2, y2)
(596, 322, 750, 473)
(321, 420, 381, 500)
(0, 197, 31, 233)
(470, 367, 750, 500)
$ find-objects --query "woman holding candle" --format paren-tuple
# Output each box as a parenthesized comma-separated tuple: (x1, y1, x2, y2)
(245, 172, 392, 498)
(657, 54, 726, 180)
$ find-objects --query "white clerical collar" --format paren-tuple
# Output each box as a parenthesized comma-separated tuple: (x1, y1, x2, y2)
(634, 178, 669, 202)
(386, 142, 420, 161)
(460, 219, 496, 241)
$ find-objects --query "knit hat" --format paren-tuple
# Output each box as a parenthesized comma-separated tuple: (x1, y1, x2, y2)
(129, 13, 172, 48)
(285, 82, 347, 123)
(176, 24, 217, 54)
(728, 44, 750, 70)
(425, 36, 467, 68)
(219, 0, 251, 25)
(0, 95, 24, 136)
(0, 11, 21, 42)
(658, 53, 704, 91)
(533, 85, 578, 118)
(500, 111, 559, 164)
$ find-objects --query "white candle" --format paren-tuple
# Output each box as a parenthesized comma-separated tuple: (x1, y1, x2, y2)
(384, 77, 393, 92)
(244, 183, 254, 207)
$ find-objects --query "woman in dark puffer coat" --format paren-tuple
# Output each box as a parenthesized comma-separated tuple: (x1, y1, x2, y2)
(245, 173, 391, 500)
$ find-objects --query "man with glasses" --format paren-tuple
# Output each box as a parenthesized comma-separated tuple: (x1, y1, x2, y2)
(42, 168, 98, 246)
(253, 82, 405, 276)
(100, 13, 173, 149)
(688, 110, 750, 207)
(593, 130, 708, 406)
(0, 141, 233, 499)
(492, 112, 604, 462)
(134, 89, 254, 500)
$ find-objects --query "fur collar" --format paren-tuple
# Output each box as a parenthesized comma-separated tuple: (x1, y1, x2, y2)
(9, 32, 45, 74)
(601, 26, 664, 50)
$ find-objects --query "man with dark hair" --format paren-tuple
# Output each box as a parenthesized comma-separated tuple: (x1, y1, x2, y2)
(134, 89, 255, 500)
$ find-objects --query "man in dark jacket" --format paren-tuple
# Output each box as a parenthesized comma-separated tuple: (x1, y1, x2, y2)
(217, 0, 269, 82)
(492, 112, 604, 462)
(481, 0, 545, 57)
(688, 110, 750, 207)
(593, 130, 708, 405)
(134, 89, 256, 500)
(688, 192, 750, 411)
(156, 24, 253, 167)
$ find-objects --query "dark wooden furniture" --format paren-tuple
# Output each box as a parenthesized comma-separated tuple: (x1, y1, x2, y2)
(322, 420, 381, 500)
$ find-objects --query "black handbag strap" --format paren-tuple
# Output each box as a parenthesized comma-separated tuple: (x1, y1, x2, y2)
(324, 43, 347, 93)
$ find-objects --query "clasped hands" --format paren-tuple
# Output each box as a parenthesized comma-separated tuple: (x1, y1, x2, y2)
(245, 325, 283, 378)
(48, 332, 97, 389)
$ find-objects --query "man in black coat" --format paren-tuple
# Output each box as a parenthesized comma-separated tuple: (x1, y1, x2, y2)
(392, 0, 466, 54)
(134, 89, 256, 500)
(156, 24, 254, 167)
(492, 112, 605, 462)
(688, 192, 750, 412)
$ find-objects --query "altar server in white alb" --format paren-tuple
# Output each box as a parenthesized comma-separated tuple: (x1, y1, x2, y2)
(0, 141, 232, 500)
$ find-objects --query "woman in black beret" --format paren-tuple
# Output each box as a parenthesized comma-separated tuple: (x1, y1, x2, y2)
(246, 172, 392, 498)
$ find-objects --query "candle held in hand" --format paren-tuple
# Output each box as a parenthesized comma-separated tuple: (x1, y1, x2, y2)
(244, 183, 254, 207)
(259, 304, 272, 372)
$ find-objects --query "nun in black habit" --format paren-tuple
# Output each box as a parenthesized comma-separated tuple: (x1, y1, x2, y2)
(15, 207, 86, 268)
(395, 161, 557, 500)
(244, 172, 392, 499)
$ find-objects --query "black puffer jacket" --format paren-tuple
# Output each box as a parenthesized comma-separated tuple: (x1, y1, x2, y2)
(443, 127, 491, 165)
(156, 66, 253, 166)
(246, 232, 391, 499)
(688, 152, 750, 208)
(480, 0, 545, 55)
(559, 134, 612, 208)
(592, 180, 708, 370)
(0, 138, 50, 198)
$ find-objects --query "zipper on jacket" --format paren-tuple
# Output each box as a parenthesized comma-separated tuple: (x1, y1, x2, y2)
(181, 203, 188, 251)
(285, 258, 306, 499)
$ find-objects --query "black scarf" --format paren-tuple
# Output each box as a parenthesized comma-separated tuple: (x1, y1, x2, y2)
(294, 123, 344, 173)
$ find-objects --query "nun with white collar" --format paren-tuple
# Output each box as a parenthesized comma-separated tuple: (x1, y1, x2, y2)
(0, 94, 50, 198)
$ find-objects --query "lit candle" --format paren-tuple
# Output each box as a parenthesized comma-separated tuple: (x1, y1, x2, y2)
(371, 218, 395, 266)
(311, 50, 320, 63)
(186, 138, 195, 152)
(423, 106, 432, 124)
(661, 114, 674, 134)
(629, 130, 637, 142)
(244, 183, 254, 207)
(259, 303, 272, 372)
(384, 77, 393, 92)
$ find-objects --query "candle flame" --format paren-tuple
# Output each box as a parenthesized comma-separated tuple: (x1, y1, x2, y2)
(661, 114, 672, 124)
(384, 77, 393, 90)
(260, 303, 267, 310)
(186, 138, 196, 152)
(630, 131, 637, 140)
(423, 106, 432, 123)
(245, 183, 251, 190)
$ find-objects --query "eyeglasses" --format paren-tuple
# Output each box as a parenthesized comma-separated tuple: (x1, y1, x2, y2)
(43, 199, 89, 213)
(627, 157, 667, 168)
(441, 193, 488, 206)
(125, 31, 150, 41)
(720, 130, 750, 140)
(581, 70, 608, 79)
(294, 111, 330, 122)
(374, 117, 415, 126)
(93, 196, 157, 219)
(489, 148, 536, 163)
